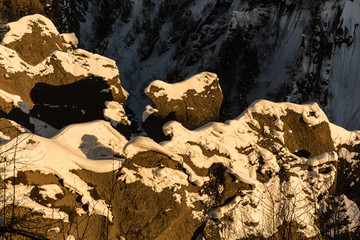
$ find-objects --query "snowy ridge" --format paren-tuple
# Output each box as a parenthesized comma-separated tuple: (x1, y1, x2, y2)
(1, 99, 360, 238)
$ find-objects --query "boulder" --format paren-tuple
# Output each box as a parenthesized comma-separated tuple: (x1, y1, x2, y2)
(144, 72, 223, 138)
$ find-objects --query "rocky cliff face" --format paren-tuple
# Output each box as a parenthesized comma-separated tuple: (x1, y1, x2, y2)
(0, 2, 360, 240)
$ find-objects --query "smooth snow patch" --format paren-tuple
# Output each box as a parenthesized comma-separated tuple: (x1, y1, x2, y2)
(60, 33, 79, 48)
(39, 184, 63, 200)
(103, 101, 130, 126)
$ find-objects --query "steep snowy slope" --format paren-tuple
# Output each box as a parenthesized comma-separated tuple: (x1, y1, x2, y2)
(323, 0, 360, 129)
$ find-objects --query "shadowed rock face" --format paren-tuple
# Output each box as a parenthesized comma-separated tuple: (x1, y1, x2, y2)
(30, 76, 114, 129)
(144, 72, 223, 139)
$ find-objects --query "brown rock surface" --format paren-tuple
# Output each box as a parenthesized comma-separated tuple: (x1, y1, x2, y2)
(144, 72, 223, 130)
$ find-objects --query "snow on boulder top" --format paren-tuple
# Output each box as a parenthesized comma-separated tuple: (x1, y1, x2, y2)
(1, 14, 59, 45)
(103, 101, 131, 127)
(1, 14, 68, 65)
(145, 72, 219, 101)
(243, 99, 329, 127)
(60, 33, 79, 48)
(144, 72, 223, 131)
(53, 49, 121, 82)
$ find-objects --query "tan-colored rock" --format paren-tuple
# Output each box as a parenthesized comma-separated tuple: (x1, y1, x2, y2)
(144, 72, 223, 130)
(0, 118, 27, 141)
(0, 14, 129, 130)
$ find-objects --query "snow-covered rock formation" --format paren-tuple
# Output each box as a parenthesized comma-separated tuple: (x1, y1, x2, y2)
(143, 72, 223, 140)
(1, 99, 360, 239)
(0, 14, 129, 134)
(1, 3, 360, 240)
